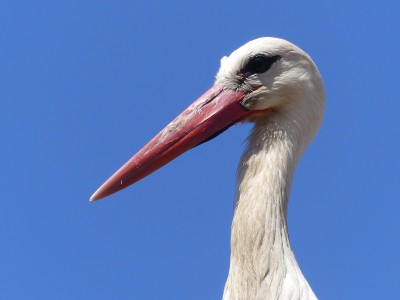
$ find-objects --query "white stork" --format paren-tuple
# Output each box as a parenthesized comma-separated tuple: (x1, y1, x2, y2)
(91, 37, 325, 300)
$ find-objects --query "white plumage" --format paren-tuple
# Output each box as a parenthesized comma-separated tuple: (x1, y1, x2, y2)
(218, 38, 324, 300)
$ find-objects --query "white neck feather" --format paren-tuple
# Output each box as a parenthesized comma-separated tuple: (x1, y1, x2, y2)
(223, 115, 317, 300)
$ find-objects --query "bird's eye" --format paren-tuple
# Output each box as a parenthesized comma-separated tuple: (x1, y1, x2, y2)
(243, 55, 280, 74)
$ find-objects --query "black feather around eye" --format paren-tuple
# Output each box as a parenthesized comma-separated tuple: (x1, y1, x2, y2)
(243, 55, 281, 75)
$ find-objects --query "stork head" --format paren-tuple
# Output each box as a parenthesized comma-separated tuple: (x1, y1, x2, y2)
(217, 37, 325, 135)
(90, 37, 325, 201)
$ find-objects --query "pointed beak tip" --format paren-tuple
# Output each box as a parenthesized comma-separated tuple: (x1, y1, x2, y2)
(89, 190, 102, 202)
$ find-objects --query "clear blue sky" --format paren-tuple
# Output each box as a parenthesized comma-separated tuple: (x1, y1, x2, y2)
(1, 1, 399, 299)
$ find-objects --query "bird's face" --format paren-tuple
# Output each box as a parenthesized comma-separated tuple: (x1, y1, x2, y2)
(216, 37, 325, 121)
(91, 38, 325, 201)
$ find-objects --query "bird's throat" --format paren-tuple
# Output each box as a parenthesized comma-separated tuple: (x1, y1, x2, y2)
(223, 119, 316, 300)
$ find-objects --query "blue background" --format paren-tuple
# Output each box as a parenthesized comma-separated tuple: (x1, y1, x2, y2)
(1, 0, 399, 299)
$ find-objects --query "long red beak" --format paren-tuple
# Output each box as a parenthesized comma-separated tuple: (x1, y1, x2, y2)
(90, 84, 258, 201)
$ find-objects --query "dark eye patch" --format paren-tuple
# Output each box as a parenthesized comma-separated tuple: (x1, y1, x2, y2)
(242, 54, 281, 75)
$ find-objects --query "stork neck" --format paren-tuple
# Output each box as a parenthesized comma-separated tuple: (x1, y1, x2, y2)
(223, 118, 316, 300)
